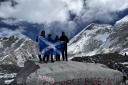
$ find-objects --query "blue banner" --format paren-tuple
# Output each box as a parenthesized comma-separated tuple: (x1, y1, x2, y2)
(38, 36, 64, 55)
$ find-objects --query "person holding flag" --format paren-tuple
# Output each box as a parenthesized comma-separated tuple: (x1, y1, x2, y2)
(54, 35, 61, 61)
(45, 34, 54, 62)
(36, 30, 48, 63)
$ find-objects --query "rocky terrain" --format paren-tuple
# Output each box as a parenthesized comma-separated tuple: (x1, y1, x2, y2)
(0, 35, 38, 67)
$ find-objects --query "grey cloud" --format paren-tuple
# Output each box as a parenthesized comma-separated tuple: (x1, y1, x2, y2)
(0, 0, 83, 23)
(79, 0, 128, 23)
(0, 0, 128, 39)
(0, 28, 25, 38)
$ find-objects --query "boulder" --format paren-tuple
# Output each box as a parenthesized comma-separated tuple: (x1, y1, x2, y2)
(26, 61, 123, 85)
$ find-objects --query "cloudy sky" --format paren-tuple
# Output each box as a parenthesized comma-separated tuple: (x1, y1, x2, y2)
(0, 0, 128, 39)
(0, 0, 83, 23)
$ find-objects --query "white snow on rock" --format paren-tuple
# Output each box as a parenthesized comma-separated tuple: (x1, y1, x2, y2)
(68, 16, 128, 57)
(0, 73, 16, 79)
(0, 35, 38, 67)
(26, 61, 123, 85)
(68, 23, 112, 57)
(115, 15, 128, 25)
(120, 48, 128, 55)
(5, 79, 14, 85)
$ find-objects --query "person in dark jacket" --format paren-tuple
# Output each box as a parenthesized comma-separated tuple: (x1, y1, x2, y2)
(60, 32, 69, 61)
(36, 30, 46, 63)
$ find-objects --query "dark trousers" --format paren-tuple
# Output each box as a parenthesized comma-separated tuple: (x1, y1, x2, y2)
(56, 54, 60, 61)
(43, 54, 54, 62)
(50, 55, 54, 62)
(43, 54, 48, 62)
(61, 48, 68, 61)
(38, 54, 42, 62)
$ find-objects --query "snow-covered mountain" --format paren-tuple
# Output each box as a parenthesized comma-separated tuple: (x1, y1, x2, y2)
(0, 16, 127, 85)
(68, 23, 113, 57)
(68, 15, 128, 57)
(0, 15, 128, 66)
(100, 22, 128, 54)
(0, 35, 38, 67)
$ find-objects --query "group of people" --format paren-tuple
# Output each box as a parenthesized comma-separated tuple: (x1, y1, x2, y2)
(36, 30, 69, 63)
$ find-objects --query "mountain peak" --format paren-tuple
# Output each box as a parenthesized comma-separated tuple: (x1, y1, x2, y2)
(0, 35, 38, 67)
(68, 20, 128, 57)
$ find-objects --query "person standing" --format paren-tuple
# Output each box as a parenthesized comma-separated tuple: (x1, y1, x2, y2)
(54, 35, 61, 61)
(36, 30, 46, 63)
(60, 32, 69, 61)
(46, 34, 54, 62)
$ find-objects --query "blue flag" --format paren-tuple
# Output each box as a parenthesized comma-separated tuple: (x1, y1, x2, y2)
(38, 36, 64, 55)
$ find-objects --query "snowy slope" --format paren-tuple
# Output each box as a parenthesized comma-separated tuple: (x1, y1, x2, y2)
(0, 35, 38, 67)
(68, 16, 128, 57)
(25, 61, 123, 85)
(100, 22, 128, 54)
(115, 15, 128, 26)
(68, 23, 113, 57)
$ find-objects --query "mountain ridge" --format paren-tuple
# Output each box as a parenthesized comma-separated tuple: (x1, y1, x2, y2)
(0, 35, 38, 67)
(68, 15, 128, 57)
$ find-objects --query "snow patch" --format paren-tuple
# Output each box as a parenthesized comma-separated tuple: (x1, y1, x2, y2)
(116, 15, 128, 25)
(95, 33, 109, 42)
(5, 79, 14, 84)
